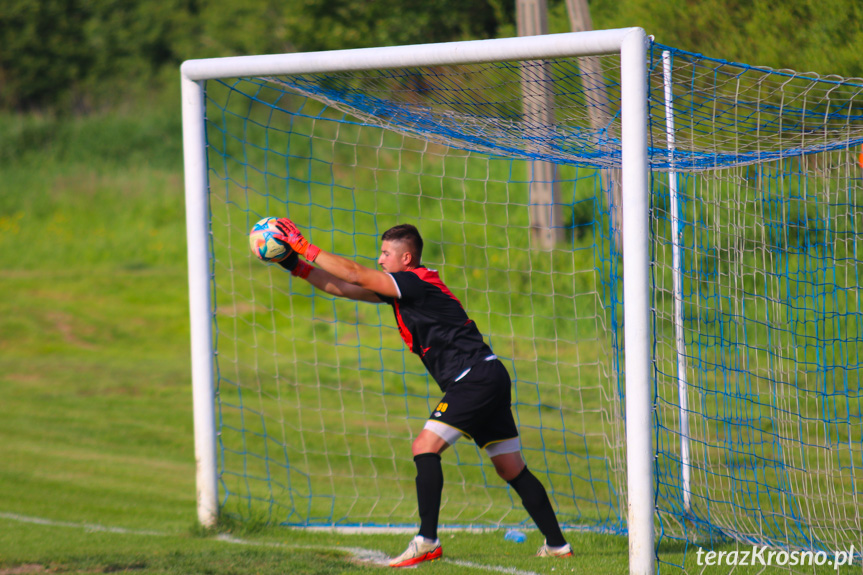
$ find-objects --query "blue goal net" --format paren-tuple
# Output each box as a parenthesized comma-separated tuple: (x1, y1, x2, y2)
(198, 38, 863, 569)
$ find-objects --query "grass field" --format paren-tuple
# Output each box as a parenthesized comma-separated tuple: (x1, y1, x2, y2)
(2, 102, 859, 574)
(1, 104, 636, 575)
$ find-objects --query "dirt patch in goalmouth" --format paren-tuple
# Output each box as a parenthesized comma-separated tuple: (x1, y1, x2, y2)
(0, 565, 47, 575)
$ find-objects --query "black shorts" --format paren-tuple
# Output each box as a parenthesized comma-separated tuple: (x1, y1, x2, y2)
(426, 358, 519, 449)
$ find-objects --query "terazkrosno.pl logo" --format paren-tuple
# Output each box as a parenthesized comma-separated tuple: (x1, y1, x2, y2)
(696, 546, 856, 569)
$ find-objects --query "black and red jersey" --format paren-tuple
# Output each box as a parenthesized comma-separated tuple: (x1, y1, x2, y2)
(377, 267, 493, 390)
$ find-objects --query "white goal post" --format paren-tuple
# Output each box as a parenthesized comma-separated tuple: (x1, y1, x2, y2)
(181, 28, 652, 574)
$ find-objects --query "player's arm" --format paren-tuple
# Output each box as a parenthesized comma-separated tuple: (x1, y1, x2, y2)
(312, 250, 400, 298)
(274, 219, 400, 300)
(279, 252, 384, 303)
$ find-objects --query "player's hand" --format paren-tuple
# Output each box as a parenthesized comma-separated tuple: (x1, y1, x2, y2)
(278, 251, 313, 279)
(272, 218, 309, 254)
(273, 218, 321, 261)
(278, 250, 299, 271)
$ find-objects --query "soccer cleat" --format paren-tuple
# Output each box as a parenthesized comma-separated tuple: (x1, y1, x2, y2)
(535, 540, 573, 558)
(389, 535, 443, 567)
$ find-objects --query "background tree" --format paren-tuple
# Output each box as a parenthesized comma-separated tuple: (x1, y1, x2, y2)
(0, 0, 90, 110)
(0, 0, 515, 111)
(2, 0, 862, 112)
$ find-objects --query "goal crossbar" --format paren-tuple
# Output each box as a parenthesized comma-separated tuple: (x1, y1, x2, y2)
(181, 29, 641, 80)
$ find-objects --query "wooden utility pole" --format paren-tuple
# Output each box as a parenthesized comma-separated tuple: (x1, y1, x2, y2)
(565, 0, 623, 253)
(517, 0, 564, 250)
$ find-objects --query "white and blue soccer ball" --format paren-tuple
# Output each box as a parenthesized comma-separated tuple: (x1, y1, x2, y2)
(249, 217, 292, 263)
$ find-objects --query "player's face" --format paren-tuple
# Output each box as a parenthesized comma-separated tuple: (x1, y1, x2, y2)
(378, 240, 410, 273)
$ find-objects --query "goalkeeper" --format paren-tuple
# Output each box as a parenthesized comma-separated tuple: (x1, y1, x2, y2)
(272, 219, 571, 567)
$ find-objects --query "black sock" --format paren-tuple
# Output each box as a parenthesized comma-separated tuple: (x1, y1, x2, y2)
(507, 467, 567, 547)
(414, 453, 443, 541)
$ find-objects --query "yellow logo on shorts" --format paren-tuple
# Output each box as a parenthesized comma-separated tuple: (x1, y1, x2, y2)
(435, 402, 448, 413)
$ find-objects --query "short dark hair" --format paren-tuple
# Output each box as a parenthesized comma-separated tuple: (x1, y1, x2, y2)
(382, 224, 423, 262)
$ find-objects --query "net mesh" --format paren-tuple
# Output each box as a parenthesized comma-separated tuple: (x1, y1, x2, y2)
(650, 46, 863, 569)
(200, 39, 863, 568)
(205, 56, 625, 530)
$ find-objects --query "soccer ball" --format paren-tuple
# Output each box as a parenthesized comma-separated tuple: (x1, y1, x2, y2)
(249, 217, 292, 263)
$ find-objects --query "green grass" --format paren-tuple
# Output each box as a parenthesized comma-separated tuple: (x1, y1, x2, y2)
(0, 105, 637, 574)
(2, 100, 861, 574)
(0, 513, 636, 575)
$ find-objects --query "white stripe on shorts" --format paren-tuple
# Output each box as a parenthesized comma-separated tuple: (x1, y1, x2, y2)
(484, 437, 521, 456)
(424, 419, 467, 445)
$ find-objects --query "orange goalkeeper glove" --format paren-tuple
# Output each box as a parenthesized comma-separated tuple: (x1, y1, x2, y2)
(273, 218, 321, 262)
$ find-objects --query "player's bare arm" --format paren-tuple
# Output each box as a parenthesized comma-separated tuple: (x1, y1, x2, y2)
(302, 260, 384, 303)
(272, 217, 401, 301)
(312, 250, 399, 298)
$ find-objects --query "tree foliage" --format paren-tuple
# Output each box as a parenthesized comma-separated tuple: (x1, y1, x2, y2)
(591, 0, 863, 78)
(1, 0, 89, 110)
(195, 0, 513, 56)
(1, 0, 862, 111)
(0, 0, 513, 111)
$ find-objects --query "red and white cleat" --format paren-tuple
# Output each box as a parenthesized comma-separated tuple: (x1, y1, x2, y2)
(535, 541, 573, 558)
(389, 535, 443, 567)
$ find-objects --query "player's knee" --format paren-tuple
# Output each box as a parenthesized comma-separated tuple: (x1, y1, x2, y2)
(495, 465, 522, 482)
(493, 455, 525, 482)
(494, 465, 509, 481)
(412, 432, 447, 456)
(411, 436, 427, 456)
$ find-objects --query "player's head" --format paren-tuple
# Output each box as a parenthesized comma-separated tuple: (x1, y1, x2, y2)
(379, 224, 423, 272)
